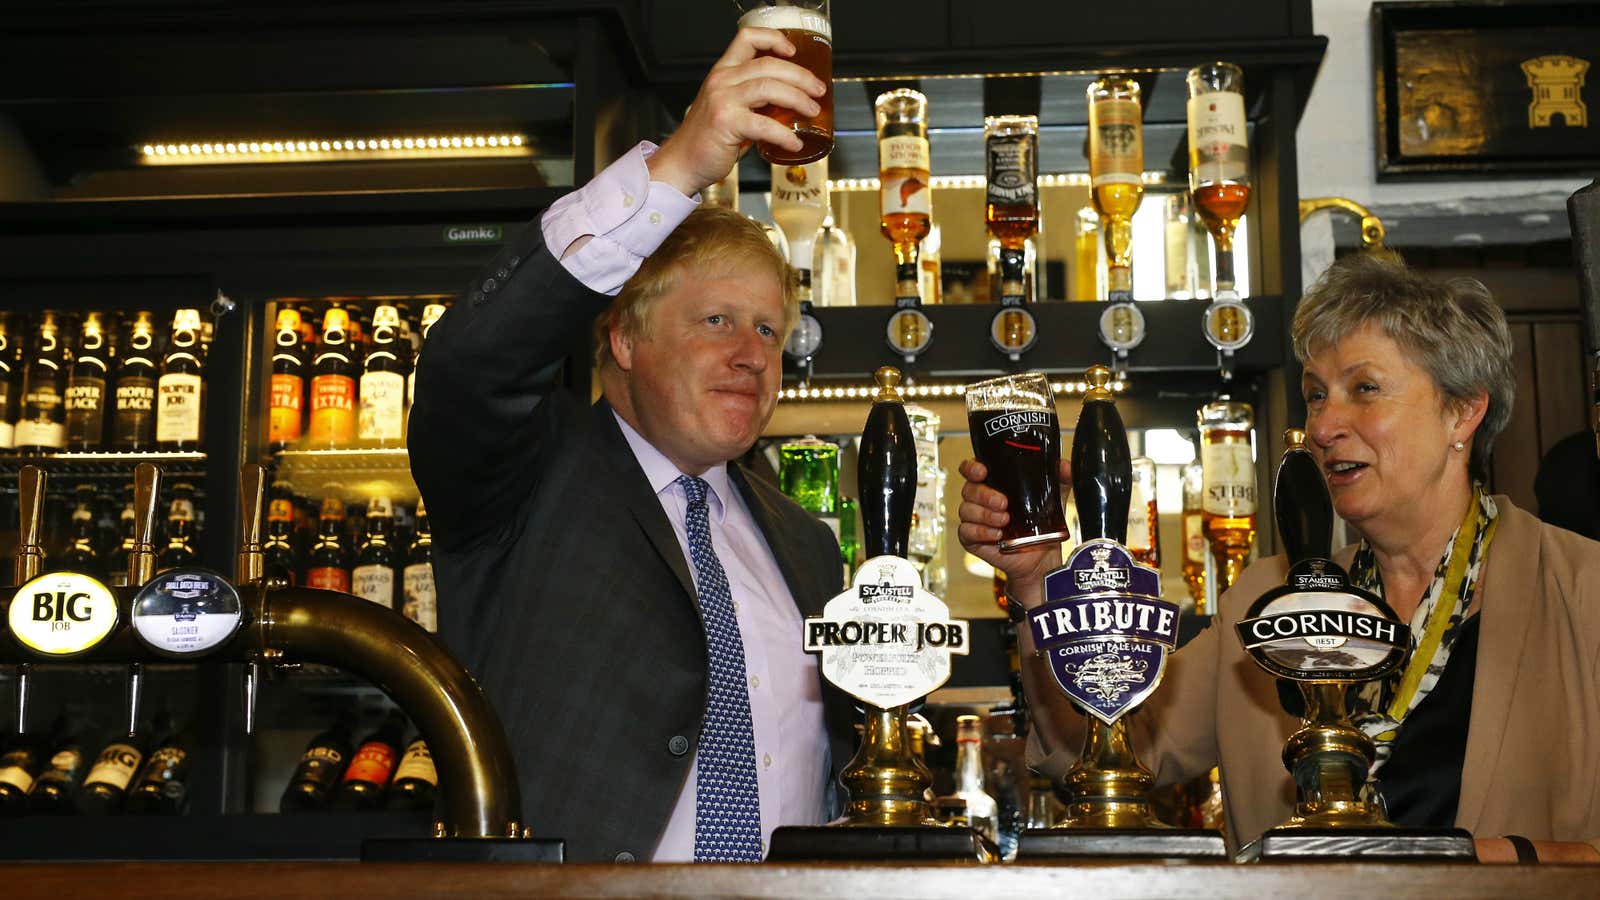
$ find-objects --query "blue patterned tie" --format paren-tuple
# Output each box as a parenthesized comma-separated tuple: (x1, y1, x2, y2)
(676, 474, 764, 862)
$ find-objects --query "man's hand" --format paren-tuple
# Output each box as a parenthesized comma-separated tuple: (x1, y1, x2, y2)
(646, 26, 827, 198)
(957, 457, 1072, 604)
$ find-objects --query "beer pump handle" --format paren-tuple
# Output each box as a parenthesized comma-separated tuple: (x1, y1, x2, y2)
(1566, 179, 1600, 459)
(858, 367, 917, 559)
(15, 465, 46, 583)
(237, 464, 266, 586)
(1070, 366, 1132, 544)
(1274, 428, 1333, 565)
(129, 463, 161, 587)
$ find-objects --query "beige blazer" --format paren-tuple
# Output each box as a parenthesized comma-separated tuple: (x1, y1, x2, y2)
(1034, 496, 1600, 854)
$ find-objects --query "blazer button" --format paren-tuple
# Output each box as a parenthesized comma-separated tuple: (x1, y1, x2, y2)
(668, 735, 689, 756)
(481, 277, 498, 293)
(614, 850, 636, 863)
(495, 267, 510, 281)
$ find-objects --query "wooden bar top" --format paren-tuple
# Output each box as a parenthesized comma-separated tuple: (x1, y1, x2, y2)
(2, 861, 1596, 899)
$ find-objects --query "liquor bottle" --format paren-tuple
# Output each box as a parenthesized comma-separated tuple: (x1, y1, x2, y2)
(112, 311, 160, 450)
(308, 307, 358, 448)
(1127, 456, 1160, 568)
(17, 310, 70, 453)
(331, 709, 407, 811)
(813, 212, 856, 307)
(778, 436, 840, 540)
(385, 736, 437, 812)
(0, 732, 47, 813)
(305, 496, 351, 592)
(919, 222, 943, 304)
(268, 307, 307, 452)
(402, 498, 437, 632)
(1197, 399, 1257, 593)
(52, 484, 105, 579)
(351, 496, 398, 608)
(155, 308, 205, 452)
(1071, 206, 1103, 302)
(104, 486, 137, 586)
(951, 715, 999, 844)
(157, 482, 200, 571)
(408, 302, 448, 419)
(279, 717, 353, 813)
(1180, 460, 1209, 612)
(78, 732, 147, 815)
(985, 114, 1040, 342)
(875, 89, 932, 308)
(28, 727, 86, 814)
(124, 725, 193, 814)
(838, 495, 859, 581)
(358, 305, 410, 448)
(263, 481, 299, 585)
(1164, 194, 1196, 300)
(1087, 75, 1145, 300)
(1187, 62, 1251, 296)
(0, 312, 19, 449)
(770, 159, 829, 304)
(905, 403, 943, 568)
(64, 311, 110, 450)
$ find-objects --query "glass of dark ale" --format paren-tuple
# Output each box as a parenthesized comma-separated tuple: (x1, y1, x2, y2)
(966, 372, 1070, 552)
(736, 0, 833, 166)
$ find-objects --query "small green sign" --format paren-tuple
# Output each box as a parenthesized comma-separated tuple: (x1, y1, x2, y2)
(443, 225, 503, 244)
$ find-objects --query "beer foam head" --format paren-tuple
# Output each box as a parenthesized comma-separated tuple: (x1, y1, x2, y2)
(738, 4, 831, 39)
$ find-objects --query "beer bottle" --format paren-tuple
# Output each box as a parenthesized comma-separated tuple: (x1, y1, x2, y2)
(838, 495, 859, 581)
(28, 725, 86, 815)
(104, 486, 137, 586)
(402, 498, 436, 632)
(409, 303, 447, 419)
(157, 482, 199, 571)
(308, 307, 357, 448)
(64, 311, 110, 451)
(279, 716, 354, 813)
(78, 732, 148, 815)
(358, 305, 409, 448)
(17, 310, 70, 454)
(352, 496, 398, 608)
(385, 736, 437, 812)
(305, 496, 350, 592)
(155, 308, 205, 452)
(263, 481, 299, 585)
(951, 715, 999, 844)
(0, 312, 20, 449)
(0, 731, 47, 813)
(124, 724, 193, 815)
(52, 483, 105, 580)
(268, 307, 307, 452)
(332, 709, 407, 811)
(112, 311, 159, 450)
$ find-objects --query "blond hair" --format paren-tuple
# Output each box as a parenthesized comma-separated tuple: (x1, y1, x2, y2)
(594, 206, 794, 370)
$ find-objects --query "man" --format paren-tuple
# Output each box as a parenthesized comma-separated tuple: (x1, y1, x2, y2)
(408, 26, 855, 863)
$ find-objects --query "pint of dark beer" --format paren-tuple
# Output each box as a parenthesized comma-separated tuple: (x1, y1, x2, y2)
(966, 373, 1070, 552)
(737, 0, 833, 166)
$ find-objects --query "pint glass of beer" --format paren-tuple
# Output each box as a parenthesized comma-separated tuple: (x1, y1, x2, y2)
(736, 0, 833, 166)
(966, 373, 1070, 552)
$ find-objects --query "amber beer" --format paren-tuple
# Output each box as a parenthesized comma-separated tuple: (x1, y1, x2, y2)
(966, 373, 1068, 552)
(738, 0, 833, 166)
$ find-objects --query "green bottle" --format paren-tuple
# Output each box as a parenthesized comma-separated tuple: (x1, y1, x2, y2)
(839, 496, 859, 582)
(777, 436, 840, 538)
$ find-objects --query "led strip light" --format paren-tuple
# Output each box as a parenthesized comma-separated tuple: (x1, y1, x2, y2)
(778, 378, 1127, 402)
(140, 134, 531, 165)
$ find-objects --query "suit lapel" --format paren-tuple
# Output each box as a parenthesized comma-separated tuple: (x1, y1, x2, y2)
(589, 400, 696, 601)
(729, 463, 826, 617)
(1455, 496, 1538, 830)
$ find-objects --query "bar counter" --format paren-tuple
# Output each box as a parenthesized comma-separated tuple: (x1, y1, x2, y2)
(3, 861, 1595, 899)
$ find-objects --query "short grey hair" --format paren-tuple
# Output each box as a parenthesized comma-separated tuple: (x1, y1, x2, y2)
(1291, 252, 1515, 481)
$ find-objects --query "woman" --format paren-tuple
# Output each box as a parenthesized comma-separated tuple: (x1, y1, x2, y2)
(960, 253, 1600, 862)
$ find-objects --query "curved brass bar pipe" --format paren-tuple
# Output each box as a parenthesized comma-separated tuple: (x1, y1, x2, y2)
(1299, 197, 1387, 250)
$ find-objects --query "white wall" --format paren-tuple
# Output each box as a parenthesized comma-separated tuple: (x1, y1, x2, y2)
(1298, 0, 1590, 245)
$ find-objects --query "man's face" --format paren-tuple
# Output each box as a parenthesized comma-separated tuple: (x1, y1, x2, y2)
(611, 260, 786, 474)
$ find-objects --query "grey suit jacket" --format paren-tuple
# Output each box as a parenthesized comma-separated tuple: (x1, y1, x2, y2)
(408, 221, 856, 862)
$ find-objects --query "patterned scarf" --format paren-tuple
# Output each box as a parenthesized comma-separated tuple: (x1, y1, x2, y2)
(1348, 485, 1499, 780)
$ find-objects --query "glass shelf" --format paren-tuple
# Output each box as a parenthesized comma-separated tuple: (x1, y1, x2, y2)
(271, 448, 418, 504)
(0, 450, 207, 482)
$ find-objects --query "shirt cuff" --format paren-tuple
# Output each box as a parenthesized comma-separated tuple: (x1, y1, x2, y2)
(539, 141, 702, 296)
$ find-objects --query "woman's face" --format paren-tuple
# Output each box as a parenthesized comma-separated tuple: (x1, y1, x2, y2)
(1301, 324, 1467, 532)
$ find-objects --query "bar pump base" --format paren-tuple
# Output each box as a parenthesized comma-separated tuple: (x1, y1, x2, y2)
(361, 837, 565, 863)
(766, 824, 991, 862)
(1237, 826, 1475, 862)
(1017, 827, 1227, 860)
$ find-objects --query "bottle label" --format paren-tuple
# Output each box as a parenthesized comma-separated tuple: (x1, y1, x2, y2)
(1183, 513, 1207, 563)
(878, 136, 931, 217)
(140, 746, 187, 781)
(156, 372, 203, 442)
(170, 498, 194, 522)
(309, 374, 356, 443)
(307, 567, 351, 593)
(65, 378, 105, 415)
(85, 743, 142, 790)
(15, 418, 64, 449)
(985, 133, 1037, 207)
(0, 764, 34, 794)
(358, 371, 405, 442)
(269, 373, 304, 443)
(295, 745, 345, 788)
(1187, 91, 1249, 184)
(268, 498, 294, 522)
(402, 563, 437, 632)
(393, 740, 436, 785)
(352, 565, 394, 608)
(1090, 97, 1143, 186)
(343, 741, 398, 786)
(114, 376, 157, 445)
(1201, 439, 1257, 517)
